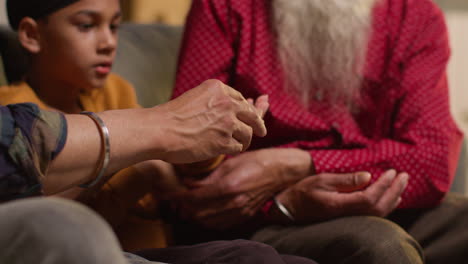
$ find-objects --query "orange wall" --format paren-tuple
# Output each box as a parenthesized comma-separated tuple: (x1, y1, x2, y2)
(123, 0, 191, 25)
(0, 0, 7, 25)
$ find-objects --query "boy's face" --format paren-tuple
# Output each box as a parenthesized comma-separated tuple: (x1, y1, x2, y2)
(34, 0, 121, 91)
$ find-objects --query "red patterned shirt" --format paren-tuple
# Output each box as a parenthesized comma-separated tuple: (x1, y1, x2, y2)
(174, 0, 463, 208)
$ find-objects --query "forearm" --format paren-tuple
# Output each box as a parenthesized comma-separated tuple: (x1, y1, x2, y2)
(291, 136, 461, 208)
(269, 148, 314, 187)
(46, 108, 166, 194)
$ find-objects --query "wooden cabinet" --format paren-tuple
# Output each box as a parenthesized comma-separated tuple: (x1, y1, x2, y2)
(122, 0, 192, 25)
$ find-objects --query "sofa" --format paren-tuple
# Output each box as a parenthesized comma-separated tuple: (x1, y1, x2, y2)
(0, 22, 467, 247)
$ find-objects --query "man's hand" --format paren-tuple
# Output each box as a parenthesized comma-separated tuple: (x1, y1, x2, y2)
(272, 170, 409, 223)
(174, 148, 312, 229)
(153, 80, 269, 164)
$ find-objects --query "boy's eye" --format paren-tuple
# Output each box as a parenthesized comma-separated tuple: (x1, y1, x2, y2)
(110, 23, 120, 32)
(78, 23, 94, 31)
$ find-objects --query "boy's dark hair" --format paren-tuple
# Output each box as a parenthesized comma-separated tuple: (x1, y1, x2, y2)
(7, 0, 79, 30)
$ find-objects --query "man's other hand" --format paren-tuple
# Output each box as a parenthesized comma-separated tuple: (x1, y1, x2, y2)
(273, 170, 409, 223)
(174, 148, 311, 230)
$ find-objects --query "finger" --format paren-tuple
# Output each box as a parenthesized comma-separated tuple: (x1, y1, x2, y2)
(246, 95, 269, 118)
(232, 121, 253, 152)
(313, 172, 371, 192)
(200, 191, 268, 228)
(237, 106, 267, 137)
(182, 167, 223, 187)
(221, 82, 246, 101)
(313, 190, 368, 217)
(201, 207, 249, 230)
(186, 159, 237, 188)
(363, 169, 397, 203)
(179, 183, 233, 202)
(194, 199, 238, 219)
(222, 138, 244, 156)
(241, 189, 274, 216)
(255, 94, 270, 118)
(182, 176, 202, 187)
(374, 172, 409, 216)
(190, 194, 251, 220)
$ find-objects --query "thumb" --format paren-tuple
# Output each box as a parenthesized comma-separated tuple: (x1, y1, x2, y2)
(320, 172, 371, 192)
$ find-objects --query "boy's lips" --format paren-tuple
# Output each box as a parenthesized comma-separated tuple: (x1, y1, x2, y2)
(94, 62, 112, 75)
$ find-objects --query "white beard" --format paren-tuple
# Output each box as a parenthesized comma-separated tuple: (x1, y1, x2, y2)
(272, 0, 378, 108)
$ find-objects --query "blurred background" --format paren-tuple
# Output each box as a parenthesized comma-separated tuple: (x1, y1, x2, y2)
(3, 0, 465, 131)
(120, 0, 191, 25)
(0, 0, 467, 188)
(0, 0, 192, 25)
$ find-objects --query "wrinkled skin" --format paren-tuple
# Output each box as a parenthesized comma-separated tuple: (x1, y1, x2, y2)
(175, 150, 408, 229)
(166, 80, 408, 229)
(153, 79, 269, 164)
(274, 169, 408, 223)
(175, 148, 312, 229)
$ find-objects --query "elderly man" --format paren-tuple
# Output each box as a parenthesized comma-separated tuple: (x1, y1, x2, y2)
(172, 0, 468, 263)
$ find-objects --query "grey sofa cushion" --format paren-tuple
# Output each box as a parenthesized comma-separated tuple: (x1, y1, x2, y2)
(114, 23, 183, 107)
(0, 23, 183, 107)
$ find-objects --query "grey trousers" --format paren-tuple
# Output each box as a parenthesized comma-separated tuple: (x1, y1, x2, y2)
(0, 197, 152, 264)
(252, 215, 423, 264)
(0, 198, 316, 264)
(251, 193, 468, 264)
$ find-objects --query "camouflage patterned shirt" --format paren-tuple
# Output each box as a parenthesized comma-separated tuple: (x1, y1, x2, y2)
(0, 103, 67, 201)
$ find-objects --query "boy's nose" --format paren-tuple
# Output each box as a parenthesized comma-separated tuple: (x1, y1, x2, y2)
(97, 29, 117, 54)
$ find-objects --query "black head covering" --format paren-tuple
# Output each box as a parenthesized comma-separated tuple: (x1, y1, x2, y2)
(7, 0, 79, 30)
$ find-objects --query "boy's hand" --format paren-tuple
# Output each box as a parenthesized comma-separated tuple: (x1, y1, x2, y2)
(155, 79, 269, 164)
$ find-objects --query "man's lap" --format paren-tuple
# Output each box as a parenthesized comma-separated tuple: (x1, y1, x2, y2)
(389, 192, 468, 264)
(250, 215, 423, 264)
(251, 193, 468, 264)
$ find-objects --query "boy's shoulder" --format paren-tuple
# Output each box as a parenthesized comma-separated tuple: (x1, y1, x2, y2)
(83, 73, 140, 110)
(104, 73, 138, 101)
(0, 81, 48, 108)
(106, 73, 134, 90)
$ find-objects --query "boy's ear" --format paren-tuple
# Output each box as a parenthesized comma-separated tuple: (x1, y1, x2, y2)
(17, 17, 42, 54)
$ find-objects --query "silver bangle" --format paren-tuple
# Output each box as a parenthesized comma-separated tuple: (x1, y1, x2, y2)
(273, 197, 295, 222)
(79, 111, 111, 188)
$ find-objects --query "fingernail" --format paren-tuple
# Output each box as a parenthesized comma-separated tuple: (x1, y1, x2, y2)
(396, 197, 402, 206)
(357, 172, 371, 183)
(400, 173, 409, 186)
(384, 169, 397, 181)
